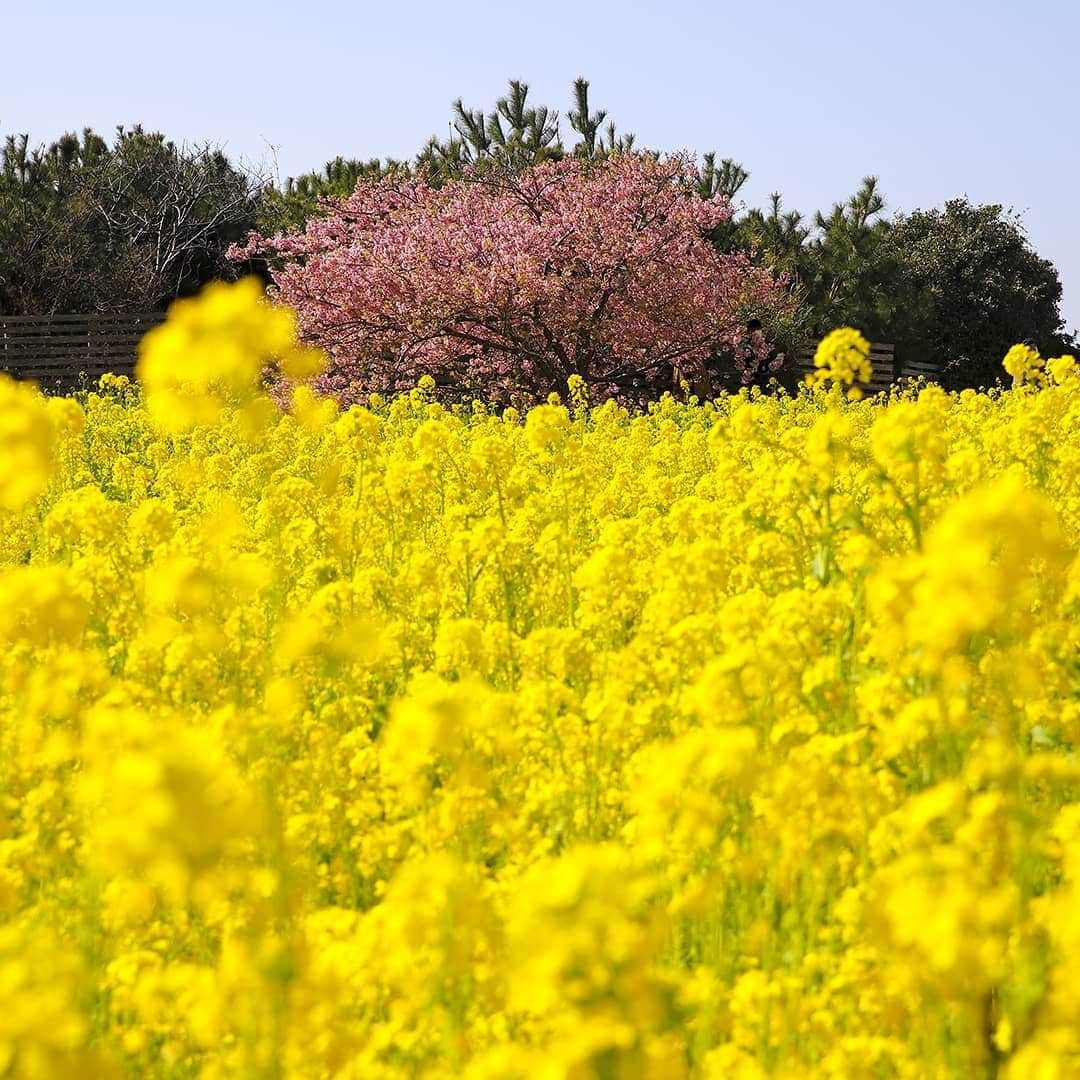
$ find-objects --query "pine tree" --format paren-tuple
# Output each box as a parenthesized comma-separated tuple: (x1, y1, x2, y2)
(568, 78, 606, 157)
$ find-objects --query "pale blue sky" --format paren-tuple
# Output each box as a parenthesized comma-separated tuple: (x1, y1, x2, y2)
(4, 0, 1078, 332)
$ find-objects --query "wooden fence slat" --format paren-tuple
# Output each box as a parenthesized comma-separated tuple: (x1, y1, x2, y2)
(1, 347, 145, 361)
(6, 370, 137, 380)
(0, 336, 147, 349)
(1, 312, 164, 388)
(2, 361, 140, 371)
(0, 343, 147, 355)
(0, 311, 161, 325)
(0, 326, 88, 336)
(17, 361, 135, 370)
(3, 344, 144, 354)
(0, 327, 146, 340)
(10, 326, 155, 334)
(790, 341, 924, 392)
(0, 329, 151, 340)
(2, 360, 140, 369)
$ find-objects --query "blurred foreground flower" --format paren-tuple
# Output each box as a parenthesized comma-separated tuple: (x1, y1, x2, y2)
(0, 375, 58, 510)
(136, 277, 325, 433)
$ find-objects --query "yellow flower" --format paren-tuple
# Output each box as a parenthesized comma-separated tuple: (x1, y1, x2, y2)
(807, 327, 873, 392)
(0, 921, 93, 1077)
(0, 375, 57, 509)
(1045, 353, 1078, 386)
(4, 304, 1080, 1075)
(136, 276, 323, 432)
(1003, 342, 1044, 387)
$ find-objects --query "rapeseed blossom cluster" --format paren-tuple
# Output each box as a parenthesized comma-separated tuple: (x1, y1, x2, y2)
(137, 277, 325, 433)
(0, 374, 81, 510)
(1003, 343, 1045, 388)
(807, 327, 873, 396)
(2, 284, 1080, 1077)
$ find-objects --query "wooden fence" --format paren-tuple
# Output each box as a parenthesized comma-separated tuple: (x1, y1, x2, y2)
(791, 343, 944, 391)
(793, 342, 888, 391)
(1, 316, 942, 397)
(0, 311, 165, 392)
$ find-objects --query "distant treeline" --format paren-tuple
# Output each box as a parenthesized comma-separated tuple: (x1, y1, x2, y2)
(2, 80, 1072, 388)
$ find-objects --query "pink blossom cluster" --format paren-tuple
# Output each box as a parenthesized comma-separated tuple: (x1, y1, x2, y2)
(230, 154, 791, 404)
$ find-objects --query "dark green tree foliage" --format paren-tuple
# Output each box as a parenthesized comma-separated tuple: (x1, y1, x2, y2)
(802, 178, 899, 341)
(567, 77, 606, 157)
(416, 78, 635, 183)
(257, 156, 408, 234)
(0, 126, 260, 315)
(698, 153, 750, 252)
(728, 192, 816, 362)
(729, 178, 899, 349)
(738, 193, 809, 282)
(882, 199, 1071, 388)
(0, 129, 120, 314)
(415, 79, 563, 182)
(727, 183, 1071, 388)
(257, 78, 640, 234)
(567, 79, 635, 158)
(697, 154, 749, 201)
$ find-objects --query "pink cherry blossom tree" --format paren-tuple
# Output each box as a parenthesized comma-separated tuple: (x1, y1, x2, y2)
(231, 153, 791, 404)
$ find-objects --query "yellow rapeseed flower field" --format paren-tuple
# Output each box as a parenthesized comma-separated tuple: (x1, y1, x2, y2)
(2, 280, 1080, 1078)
